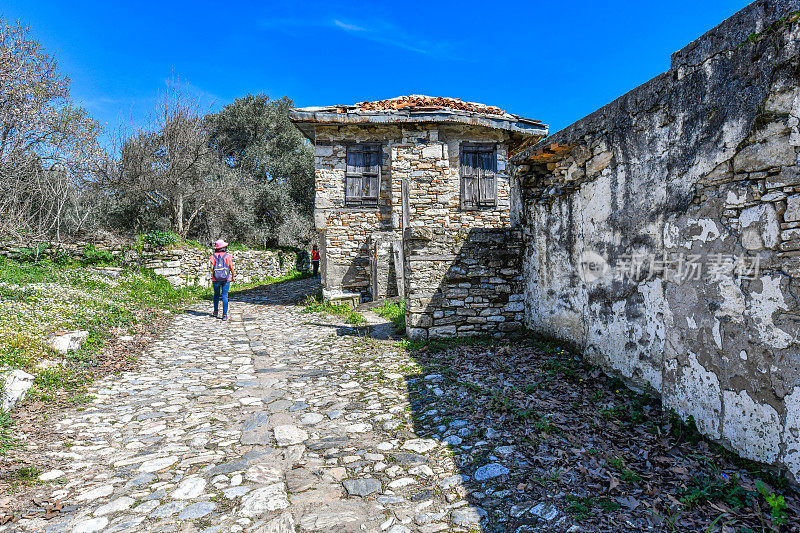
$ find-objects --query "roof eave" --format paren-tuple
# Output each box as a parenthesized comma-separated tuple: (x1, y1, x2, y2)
(289, 109, 548, 142)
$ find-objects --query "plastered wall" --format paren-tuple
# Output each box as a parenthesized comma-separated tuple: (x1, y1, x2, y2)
(513, 0, 800, 478)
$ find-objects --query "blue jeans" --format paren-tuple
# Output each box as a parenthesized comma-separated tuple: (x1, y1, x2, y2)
(213, 280, 230, 316)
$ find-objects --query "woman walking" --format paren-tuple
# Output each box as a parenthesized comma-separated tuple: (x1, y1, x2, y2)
(311, 244, 320, 278)
(209, 239, 235, 320)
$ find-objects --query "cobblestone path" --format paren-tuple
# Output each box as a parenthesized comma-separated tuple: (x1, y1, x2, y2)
(12, 278, 486, 533)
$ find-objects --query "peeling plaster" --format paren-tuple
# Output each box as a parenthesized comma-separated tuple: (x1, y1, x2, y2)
(783, 387, 800, 475)
(682, 218, 721, 247)
(664, 222, 680, 249)
(747, 275, 794, 349)
(712, 320, 723, 350)
(667, 352, 722, 439)
(519, 3, 800, 480)
(739, 204, 779, 250)
(715, 277, 746, 323)
(723, 389, 782, 464)
(788, 88, 800, 147)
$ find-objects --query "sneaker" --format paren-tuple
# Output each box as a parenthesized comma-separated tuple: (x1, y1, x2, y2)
(212, 312, 218, 318)
(222, 315, 228, 321)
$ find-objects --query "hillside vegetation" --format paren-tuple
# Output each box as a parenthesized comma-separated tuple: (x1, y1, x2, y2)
(1, 20, 313, 249)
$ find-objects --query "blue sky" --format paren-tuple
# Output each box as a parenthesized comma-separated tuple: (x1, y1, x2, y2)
(3, 0, 751, 141)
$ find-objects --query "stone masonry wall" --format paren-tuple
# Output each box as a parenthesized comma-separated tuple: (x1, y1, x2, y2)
(142, 248, 300, 287)
(314, 125, 399, 296)
(394, 127, 524, 340)
(313, 121, 523, 335)
(513, 0, 800, 479)
(0, 242, 301, 288)
(404, 227, 524, 339)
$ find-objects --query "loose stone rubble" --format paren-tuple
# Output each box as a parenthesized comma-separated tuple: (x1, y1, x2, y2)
(0, 369, 34, 411)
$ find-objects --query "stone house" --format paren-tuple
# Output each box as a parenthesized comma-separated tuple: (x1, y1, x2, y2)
(290, 96, 548, 338)
(286, 1, 800, 484)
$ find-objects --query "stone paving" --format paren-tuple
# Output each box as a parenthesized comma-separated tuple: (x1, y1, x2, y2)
(11, 278, 493, 533)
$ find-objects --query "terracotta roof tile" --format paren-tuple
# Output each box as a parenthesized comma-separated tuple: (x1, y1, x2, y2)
(355, 95, 506, 116)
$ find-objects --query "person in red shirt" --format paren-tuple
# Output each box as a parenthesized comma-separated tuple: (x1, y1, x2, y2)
(311, 244, 320, 278)
(209, 239, 235, 320)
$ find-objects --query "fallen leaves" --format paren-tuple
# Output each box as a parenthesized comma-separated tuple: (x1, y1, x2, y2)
(20, 497, 63, 520)
(408, 339, 799, 530)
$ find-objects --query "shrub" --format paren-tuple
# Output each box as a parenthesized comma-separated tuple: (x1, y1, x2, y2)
(139, 230, 180, 249)
(82, 244, 115, 265)
(16, 243, 50, 263)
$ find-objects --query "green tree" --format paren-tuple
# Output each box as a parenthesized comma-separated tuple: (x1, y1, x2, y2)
(206, 94, 314, 246)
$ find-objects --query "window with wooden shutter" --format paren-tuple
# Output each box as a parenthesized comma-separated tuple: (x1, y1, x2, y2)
(460, 144, 497, 210)
(346, 144, 381, 207)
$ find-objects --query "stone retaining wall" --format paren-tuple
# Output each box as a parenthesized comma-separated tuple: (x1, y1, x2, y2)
(404, 227, 524, 340)
(512, 0, 800, 479)
(0, 242, 304, 287)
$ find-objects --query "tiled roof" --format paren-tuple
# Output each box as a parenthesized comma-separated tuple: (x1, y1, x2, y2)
(289, 95, 548, 141)
(355, 95, 505, 116)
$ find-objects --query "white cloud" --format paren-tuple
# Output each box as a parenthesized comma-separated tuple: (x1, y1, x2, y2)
(333, 20, 365, 32)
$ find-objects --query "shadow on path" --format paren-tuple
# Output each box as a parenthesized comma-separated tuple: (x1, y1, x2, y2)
(401, 335, 798, 531)
(197, 276, 321, 309)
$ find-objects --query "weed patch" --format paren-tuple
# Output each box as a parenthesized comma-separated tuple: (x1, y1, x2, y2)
(374, 300, 405, 332)
(677, 475, 753, 508)
(0, 412, 19, 455)
(300, 294, 365, 325)
(565, 495, 620, 520)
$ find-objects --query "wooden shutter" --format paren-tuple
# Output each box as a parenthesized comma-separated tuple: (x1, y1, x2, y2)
(346, 148, 363, 206)
(346, 144, 380, 207)
(461, 144, 497, 210)
(362, 146, 380, 204)
(477, 149, 496, 206)
(461, 149, 478, 209)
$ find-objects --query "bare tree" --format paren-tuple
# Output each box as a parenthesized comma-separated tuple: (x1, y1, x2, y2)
(0, 20, 102, 241)
(113, 78, 228, 239)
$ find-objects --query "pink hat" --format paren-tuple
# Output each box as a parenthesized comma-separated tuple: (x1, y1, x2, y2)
(214, 239, 228, 249)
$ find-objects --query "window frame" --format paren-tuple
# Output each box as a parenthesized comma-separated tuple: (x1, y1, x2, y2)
(460, 142, 498, 210)
(345, 143, 382, 208)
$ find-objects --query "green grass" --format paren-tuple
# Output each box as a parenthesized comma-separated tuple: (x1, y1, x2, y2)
(565, 495, 621, 520)
(15, 466, 40, 482)
(0, 258, 207, 403)
(0, 412, 20, 455)
(374, 300, 406, 332)
(677, 475, 753, 509)
(300, 294, 366, 325)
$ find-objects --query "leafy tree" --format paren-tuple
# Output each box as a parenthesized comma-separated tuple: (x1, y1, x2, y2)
(206, 94, 314, 246)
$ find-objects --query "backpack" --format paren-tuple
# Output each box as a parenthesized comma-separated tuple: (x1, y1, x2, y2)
(212, 253, 231, 281)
